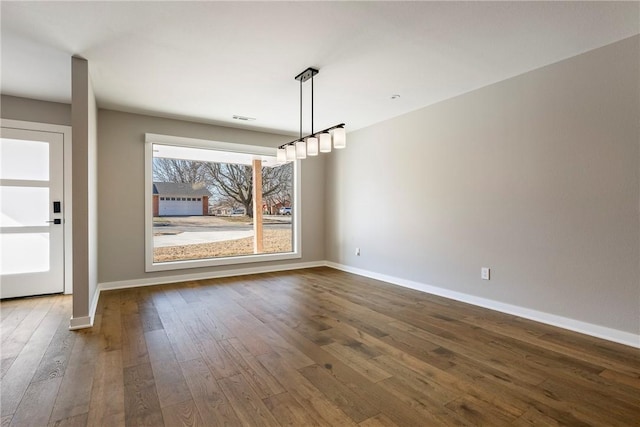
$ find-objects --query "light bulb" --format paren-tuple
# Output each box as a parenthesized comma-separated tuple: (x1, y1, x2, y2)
(295, 140, 307, 159)
(285, 145, 296, 161)
(307, 136, 318, 156)
(333, 127, 346, 149)
(319, 132, 331, 153)
(276, 148, 287, 163)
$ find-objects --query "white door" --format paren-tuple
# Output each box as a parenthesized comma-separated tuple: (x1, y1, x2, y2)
(0, 127, 64, 298)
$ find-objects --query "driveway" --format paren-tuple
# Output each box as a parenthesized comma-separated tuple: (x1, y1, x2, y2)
(154, 230, 254, 247)
(153, 215, 290, 247)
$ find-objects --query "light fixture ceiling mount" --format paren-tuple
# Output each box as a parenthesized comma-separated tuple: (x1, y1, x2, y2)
(277, 67, 346, 163)
(294, 67, 319, 83)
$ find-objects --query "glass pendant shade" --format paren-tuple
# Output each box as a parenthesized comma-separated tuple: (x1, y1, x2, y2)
(307, 136, 319, 156)
(333, 127, 346, 149)
(319, 132, 331, 153)
(295, 140, 307, 159)
(276, 148, 287, 163)
(285, 145, 296, 161)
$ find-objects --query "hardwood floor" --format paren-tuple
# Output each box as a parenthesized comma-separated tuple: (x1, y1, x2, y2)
(2, 267, 639, 426)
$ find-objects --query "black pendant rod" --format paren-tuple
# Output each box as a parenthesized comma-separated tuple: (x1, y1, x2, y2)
(311, 72, 314, 135)
(299, 77, 302, 140)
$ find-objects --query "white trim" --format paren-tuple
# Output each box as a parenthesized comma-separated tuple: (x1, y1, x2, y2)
(69, 315, 92, 330)
(88, 283, 100, 321)
(144, 133, 301, 272)
(147, 251, 303, 272)
(0, 119, 73, 295)
(145, 133, 277, 156)
(63, 124, 73, 295)
(144, 140, 154, 270)
(99, 261, 325, 291)
(325, 262, 640, 349)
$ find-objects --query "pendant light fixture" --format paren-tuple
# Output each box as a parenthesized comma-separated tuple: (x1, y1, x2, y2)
(285, 144, 296, 161)
(277, 67, 345, 162)
(295, 140, 307, 159)
(307, 136, 319, 156)
(332, 127, 346, 149)
(319, 132, 331, 153)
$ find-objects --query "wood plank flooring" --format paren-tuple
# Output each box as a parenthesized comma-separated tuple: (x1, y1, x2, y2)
(1, 267, 639, 426)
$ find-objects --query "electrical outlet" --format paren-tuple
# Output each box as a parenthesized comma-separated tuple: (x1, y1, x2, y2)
(481, 267, 490, 280)
(355, 247, 361, 256)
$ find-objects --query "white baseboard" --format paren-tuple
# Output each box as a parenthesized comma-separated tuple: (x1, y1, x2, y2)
(98, 261, 326, 291)
(68, 284, 101, 330)
(69, 315, 92, 330)
(326, 261, 640, 349)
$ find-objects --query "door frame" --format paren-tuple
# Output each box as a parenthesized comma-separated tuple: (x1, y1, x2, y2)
(1, 119, 73, 295)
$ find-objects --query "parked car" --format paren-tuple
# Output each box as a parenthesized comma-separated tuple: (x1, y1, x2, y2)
(279, 207, 292, 215)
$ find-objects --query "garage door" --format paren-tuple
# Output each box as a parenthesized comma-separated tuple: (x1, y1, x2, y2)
(159, 197, 202, 216)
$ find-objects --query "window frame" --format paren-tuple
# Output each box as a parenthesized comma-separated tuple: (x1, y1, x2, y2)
(144, 133, 301, 272)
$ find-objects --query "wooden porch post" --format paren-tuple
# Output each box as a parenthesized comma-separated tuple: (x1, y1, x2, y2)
(252, 159, 263, 254)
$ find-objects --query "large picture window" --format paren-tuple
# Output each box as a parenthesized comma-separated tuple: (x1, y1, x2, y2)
(145, 134, 300, 272)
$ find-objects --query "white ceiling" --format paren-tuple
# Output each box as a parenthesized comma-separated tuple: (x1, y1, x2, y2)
(2, 1, 638, 136)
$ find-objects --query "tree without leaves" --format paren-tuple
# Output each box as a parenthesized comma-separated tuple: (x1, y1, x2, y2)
(203, 162, 253, 215)
(202, 162, 292, 218)
(153, 158, 206, 184)
(263, 163, 293, 212)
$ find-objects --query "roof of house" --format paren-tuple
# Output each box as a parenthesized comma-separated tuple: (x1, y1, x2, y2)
(153, 182, 211, 196)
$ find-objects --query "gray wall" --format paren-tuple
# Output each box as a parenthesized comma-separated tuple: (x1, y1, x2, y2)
(1, 95, 71, 125)
(97, 109, 325, 284)
(71, 57, 99, 320)
(326, 35, 640, 335)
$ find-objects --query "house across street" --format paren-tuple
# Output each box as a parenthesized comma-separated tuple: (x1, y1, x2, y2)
(153, 182, 211, 216)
